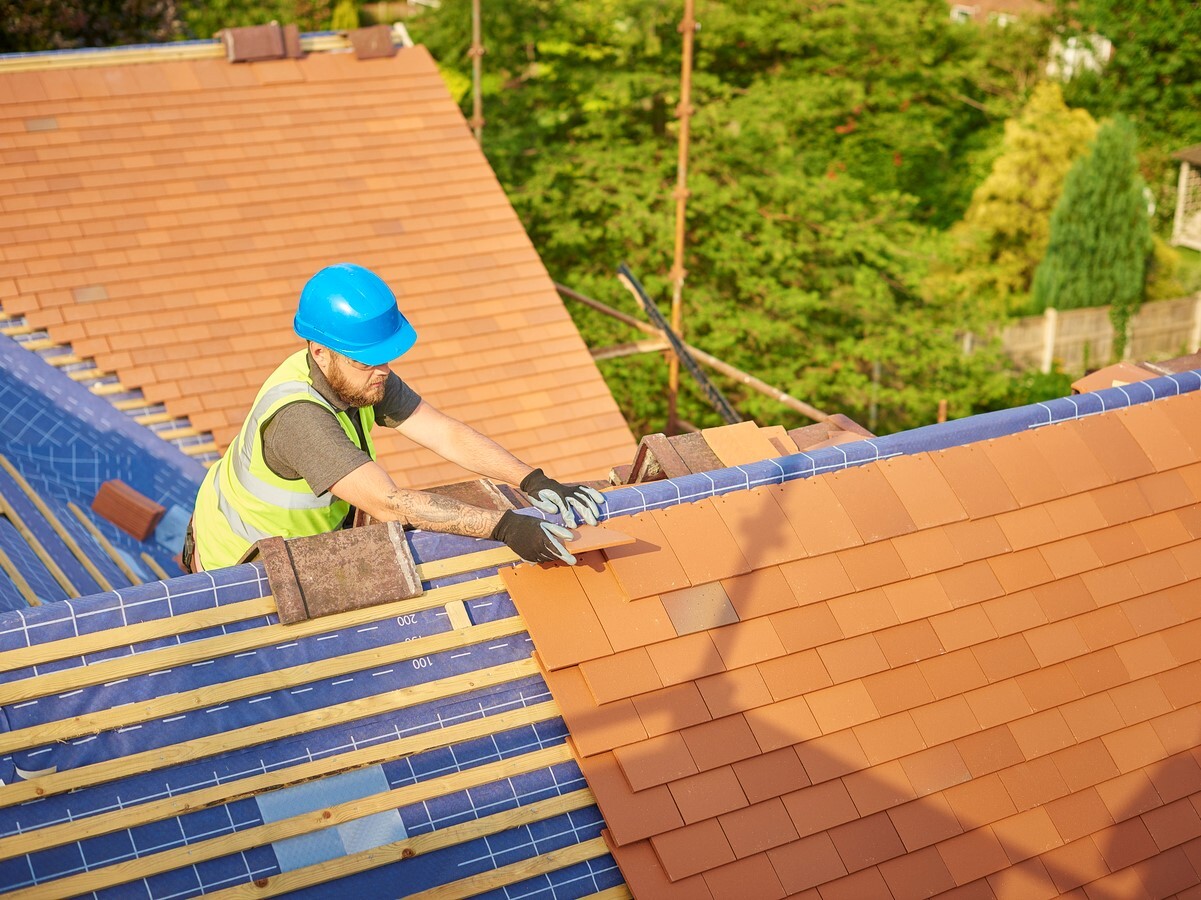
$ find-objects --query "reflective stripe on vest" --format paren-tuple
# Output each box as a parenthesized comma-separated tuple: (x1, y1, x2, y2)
(191, 349, 376, 568)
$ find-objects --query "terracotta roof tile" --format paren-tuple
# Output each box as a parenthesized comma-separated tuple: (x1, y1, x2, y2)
(777, 553, 855, 604)
(827, 811, 907, 872)
(919, 648, 990, 700)
(651, 818, 737, 881)
(488, 391, 1201, 897)
(939, 825, 1015, 886)
(882, 573, 955, 622)
(1136, 469, 1196, 513)
(661, 582, 740, 636)
(501, 562, 612, 670)
(811, 865, 892, 900)
(720, 567, 800, 620)
(666, 766, 747, 824)
(656, 501, 752, 585)
(794, 730, 870, 784)
(874, 619, 944, 667)
(1041, 836, 1111, 893)
(680, 714, 763, 772)
(816, 632, 890, 683)
(733, 747, 812, 805)
(890, 527, 963, 576)
(614, 731, 700, 792)
(972, 633, 1040, 681)
(782, 778, 861, 838)
(1095, 768, 1162, 821)
(877, 452, 968, 529)
(824, 463, 917, 542)
(647, 631, 727, 687)
(770, 478, 863, 555)
(899, 742, 973, 797)
(718, 797, 800, 858)
(879, 844, 958, 899)
(931, 444, 1020, 518)
(828, 587, 900, 636)
(936, 560, 1006, 608)
(1007, 708, 1076, 759)
(887, 792, 964, 852)
(1015, 663, 1084, 712)
(758, 649, 833, 700)
(579, 646, 663, 704)
(765, 832, 848, 894)
(707, 616, 786, 669)
(575, 749, 683, 845)
(575, 554, 678, 652)
(910, 695, 983, 747)
(710, 488, 807, 568)
(540, 665, 648, 757)
(701, 853, 786, 900)
(1134, 845, 1201, 898)
(835, 541, 910, 592)
(602, 512, 691, 601)
(769, 602, 845, 655)
(631, 681, 713, 738)
(980, 433, 1067, 506)
(998, 754, 1071, 810)
(1073, 412, 1158, 481)
(696, 665, 775, 720)
(980, 588, 1047, 639)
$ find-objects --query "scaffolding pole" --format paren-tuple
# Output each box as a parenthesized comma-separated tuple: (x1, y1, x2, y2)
(469, 0, 484, 141)
(667, 0, 697, 434)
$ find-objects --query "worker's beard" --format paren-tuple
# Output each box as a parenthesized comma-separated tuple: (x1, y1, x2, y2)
(327, 356, 388, 408)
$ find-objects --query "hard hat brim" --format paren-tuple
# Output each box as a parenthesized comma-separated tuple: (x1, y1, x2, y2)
(340, 319, 418, 367)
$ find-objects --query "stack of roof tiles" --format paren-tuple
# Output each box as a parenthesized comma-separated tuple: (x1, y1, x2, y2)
(503, 389, 1201, 899)
(0, 38, 633, 487)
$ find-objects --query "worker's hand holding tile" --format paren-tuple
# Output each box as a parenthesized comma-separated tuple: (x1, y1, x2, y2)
(520, 468, 605, 528)
(491, 510, 577, 564)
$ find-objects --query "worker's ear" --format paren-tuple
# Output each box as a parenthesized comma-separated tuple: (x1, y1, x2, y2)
(309, 341, 333, 372)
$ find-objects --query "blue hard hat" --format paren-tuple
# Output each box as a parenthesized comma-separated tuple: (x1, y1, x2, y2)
(294, 263, 418, 366)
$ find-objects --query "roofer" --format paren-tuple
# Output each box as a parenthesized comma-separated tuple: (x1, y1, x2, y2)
(185, 262, 604, 572)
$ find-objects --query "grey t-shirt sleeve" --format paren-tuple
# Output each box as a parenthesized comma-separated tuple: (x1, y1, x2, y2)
(262, 403, 371, 497)
(375, 372, 422, 428)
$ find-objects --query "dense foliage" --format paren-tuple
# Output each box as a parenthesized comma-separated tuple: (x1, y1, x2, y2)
(411, 0, 1055, 434)
(4, 1, 1195, 437)
(1032, 115, 1152, 355)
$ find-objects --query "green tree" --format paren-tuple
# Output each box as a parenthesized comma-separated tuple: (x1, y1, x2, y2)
(407, 1, 1057, 433)
(178, 0, 331, 39)
(330, 0, 359, 31)
(0, 0, 180, 51)
(1031, 115, 1152, 357)
(940, 82, 1097, 314)
(1057, 0, 1201, 223)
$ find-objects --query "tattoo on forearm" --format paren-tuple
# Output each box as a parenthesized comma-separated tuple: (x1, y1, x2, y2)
(385, 490, 501, 538)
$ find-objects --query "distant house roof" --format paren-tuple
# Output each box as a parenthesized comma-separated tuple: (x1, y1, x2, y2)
(1, 360, 1198, 897)
(1174, 144, 1201, 166)
(0, 35, 634, 488)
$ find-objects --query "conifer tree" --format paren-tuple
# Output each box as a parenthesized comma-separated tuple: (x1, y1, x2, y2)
(1031, 115, 1151, 359)
(944, 83, 1097, 315)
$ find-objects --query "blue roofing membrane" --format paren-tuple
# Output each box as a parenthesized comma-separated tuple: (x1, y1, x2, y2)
(0, 351, 1197, 897)
(0, 335, 205, 610)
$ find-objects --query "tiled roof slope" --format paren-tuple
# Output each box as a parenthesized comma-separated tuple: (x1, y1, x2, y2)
(0, 41, 634, 487)
(503, 388, 1201, 898)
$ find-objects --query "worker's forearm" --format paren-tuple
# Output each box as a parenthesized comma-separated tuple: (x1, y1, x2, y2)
(379, 487, 504, 539)
(432, 425, 533, 486)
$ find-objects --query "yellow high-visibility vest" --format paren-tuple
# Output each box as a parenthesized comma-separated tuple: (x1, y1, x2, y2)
(192, 350, 376, 569)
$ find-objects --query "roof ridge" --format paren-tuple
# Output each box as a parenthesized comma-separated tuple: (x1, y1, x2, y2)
(0, 26, 413, 74)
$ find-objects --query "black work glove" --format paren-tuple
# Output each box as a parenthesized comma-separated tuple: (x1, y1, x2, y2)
(520, 468, 605, 528)
(491, 510, 577, 564)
